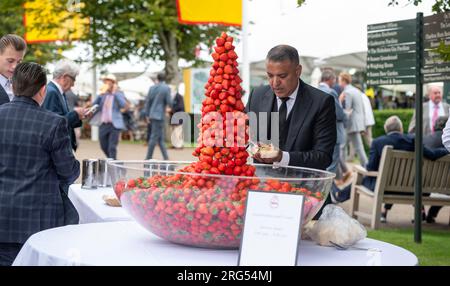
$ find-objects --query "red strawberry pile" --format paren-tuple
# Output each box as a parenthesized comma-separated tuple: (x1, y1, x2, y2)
(112, 33, 326, 249)
(191, 32, 254, 177)
(115, 170, 323, 248)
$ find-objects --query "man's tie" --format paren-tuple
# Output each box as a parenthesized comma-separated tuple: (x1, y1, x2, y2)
(5, 79, 13, 101)
(279, 97, 290, 149)
(62, 92, 70, 112)
(431, 103, 439, 133)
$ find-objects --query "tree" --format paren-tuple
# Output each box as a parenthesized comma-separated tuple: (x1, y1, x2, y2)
(22, 0, 234, 85)
(0, 0, 71, 65)
(76, 0, 233, 84)
(1, 1, 234, 85)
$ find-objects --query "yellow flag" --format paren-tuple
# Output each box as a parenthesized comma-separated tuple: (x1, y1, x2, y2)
(24, 0, 88, 44)
(177, 0, 242, 26)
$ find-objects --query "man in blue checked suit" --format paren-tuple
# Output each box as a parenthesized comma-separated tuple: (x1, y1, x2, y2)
(42, 60, 88, 151)
(0, 63, 80, 266)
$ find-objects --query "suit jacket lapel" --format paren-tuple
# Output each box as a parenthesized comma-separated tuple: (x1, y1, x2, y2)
(261, 87, 275, 113)
(285, 80, 313, 150)
(260, 88, 275, 142)
(49, 81, 69, 113)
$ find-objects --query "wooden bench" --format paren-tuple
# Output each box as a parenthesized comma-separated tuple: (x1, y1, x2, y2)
(349, 145, 450, 229)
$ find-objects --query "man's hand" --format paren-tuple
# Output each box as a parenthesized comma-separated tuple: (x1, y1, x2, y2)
(253, 149, 282, 164)
(74, 107, 88, 120)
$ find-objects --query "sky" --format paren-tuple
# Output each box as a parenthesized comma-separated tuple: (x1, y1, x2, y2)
(242, 0, 435, 61)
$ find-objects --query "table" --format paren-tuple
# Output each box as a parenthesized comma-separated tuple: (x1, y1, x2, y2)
(68, 184, 131, 224)
(13, 221, 418, 266)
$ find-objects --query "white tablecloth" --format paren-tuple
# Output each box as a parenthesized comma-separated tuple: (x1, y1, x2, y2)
(13, 221, 418, 266)
(68, 184, 131, 224)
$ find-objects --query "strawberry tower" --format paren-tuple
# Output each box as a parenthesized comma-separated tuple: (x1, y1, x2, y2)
(192, 32, 255, 177)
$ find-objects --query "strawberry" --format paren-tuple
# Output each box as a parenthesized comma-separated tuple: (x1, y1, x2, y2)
(224, 41, 233, 51)
(224, 65, 233, 74)
(216, 37, 225, 46)
(211, 53, 219, 61)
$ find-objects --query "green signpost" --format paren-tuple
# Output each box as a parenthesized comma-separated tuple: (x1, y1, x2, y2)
(367, 19, 416, 85)
(367, 12, 450, 243)
(423, 12, 450, 84)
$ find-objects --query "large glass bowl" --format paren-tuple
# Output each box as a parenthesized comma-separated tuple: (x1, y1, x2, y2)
(107, 160, 334, 249)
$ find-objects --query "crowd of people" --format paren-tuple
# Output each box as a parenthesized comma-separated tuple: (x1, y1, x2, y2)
(319, 73, 450, 224)
(1, 33, 450, 266)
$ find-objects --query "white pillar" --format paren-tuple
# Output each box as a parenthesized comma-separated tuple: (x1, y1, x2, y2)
(241, 0, 250, 105)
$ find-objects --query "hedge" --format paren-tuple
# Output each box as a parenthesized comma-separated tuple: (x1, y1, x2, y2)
(372, 109, 414, 139)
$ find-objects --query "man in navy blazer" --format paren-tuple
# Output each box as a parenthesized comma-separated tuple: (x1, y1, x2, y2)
(42, 60, 87, 151)
(331, 116, 448, 221)
(0, 63, 80, 265)
(0, 34, 27, 105)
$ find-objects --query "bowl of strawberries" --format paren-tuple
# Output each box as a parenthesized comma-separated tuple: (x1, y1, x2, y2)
(108, 160, 334, 249)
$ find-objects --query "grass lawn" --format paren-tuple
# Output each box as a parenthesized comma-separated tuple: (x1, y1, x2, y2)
(367, 228, 450, 266)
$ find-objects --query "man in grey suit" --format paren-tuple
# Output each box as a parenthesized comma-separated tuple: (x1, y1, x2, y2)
(408, 85, 450, 136)
(339, 72, 368, 167)
(318, 69, 348, 180)
(145, 72, 172, 160)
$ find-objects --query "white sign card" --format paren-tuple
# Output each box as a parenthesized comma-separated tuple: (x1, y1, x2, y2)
(237, 190, 305, 266)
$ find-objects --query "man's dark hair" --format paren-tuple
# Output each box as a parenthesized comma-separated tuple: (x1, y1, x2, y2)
(12, 62, 47, 98)
(0, 34, 27, 54)
(321, 68, 336, 82)
(266, 45, 299, 65)
(434, 116, 448, 132)
(157, 72, 166, 82)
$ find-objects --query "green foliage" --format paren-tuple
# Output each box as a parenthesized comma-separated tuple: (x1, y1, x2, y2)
(1, 0, 235, 83)
(387, 0, 449, 12)
(297, 0, 306, 7)
(434, 40, 450, 62)
(372, 109, 414, 139)
(0, 0, 71, 65)
(368, 228, 450, 266)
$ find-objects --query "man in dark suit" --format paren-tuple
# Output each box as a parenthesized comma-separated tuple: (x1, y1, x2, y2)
(423, 116, 449, 223)
(0, 63, 80, 265)
(0, 34, 27, 105)
(424, 116, 448, 149)
(246, 45, 336, 170)
(42, 60, 87, 151)
(331, 116, 448, 222)
(145, 72, 172, 160)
